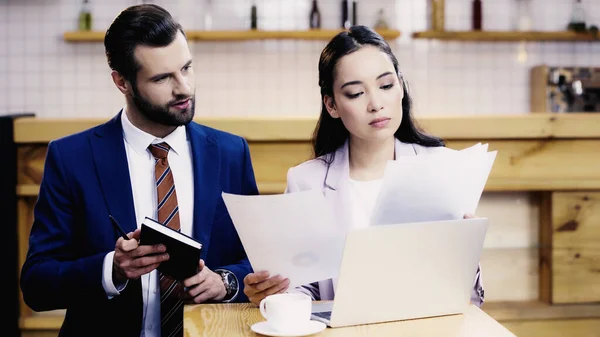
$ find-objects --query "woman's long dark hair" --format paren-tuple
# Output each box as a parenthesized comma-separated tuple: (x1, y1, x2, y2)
(312, 25, 444, 163)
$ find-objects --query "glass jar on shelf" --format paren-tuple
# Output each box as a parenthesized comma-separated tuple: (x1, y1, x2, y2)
(373, 9, 388, 30)
(513, 0, 532, 31)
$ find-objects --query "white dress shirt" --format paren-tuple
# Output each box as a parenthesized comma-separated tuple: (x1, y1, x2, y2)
(347, 178, 383, 229)
(101, 109, 194, 337)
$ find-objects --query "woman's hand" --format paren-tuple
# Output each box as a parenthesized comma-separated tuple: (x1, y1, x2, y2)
(463, 213, 478, 219)
(243, 271, 290, 305)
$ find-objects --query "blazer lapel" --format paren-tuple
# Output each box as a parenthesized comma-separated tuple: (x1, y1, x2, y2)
(89, 111, 137, 234)
(395, 139, 419, 157)
(324, 140, 349, 191)
(187, 123, 220, 260)
(322, 141, 355, 230)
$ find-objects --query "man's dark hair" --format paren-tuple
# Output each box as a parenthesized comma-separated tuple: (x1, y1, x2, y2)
(104, 4, 185, 84)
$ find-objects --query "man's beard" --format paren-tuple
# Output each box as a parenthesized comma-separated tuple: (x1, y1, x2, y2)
(131, 84, 195, 127)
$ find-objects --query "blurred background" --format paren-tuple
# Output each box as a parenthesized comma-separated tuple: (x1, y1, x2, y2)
(2, 1, 600, 337)
(1, 0, 599, 118)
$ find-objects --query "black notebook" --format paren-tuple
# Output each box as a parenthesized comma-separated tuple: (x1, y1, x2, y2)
(139, 217, 202, 281)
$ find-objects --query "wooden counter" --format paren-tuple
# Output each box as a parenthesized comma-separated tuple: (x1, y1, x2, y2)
(14, 113, 600, 194)
(13, 113, 600, 337)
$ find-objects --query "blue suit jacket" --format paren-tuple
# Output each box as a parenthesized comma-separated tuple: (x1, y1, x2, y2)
(20, 113, 258, 337)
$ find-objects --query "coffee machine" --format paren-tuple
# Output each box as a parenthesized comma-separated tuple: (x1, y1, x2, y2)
(531, 65, 600, 113)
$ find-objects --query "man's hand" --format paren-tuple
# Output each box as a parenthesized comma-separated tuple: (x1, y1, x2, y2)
(180, 259, 227, 303)
(243, 271, 290, 306)
(113, 229, 169, 284)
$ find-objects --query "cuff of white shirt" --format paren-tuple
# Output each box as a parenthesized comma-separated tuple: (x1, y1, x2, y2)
(102, 251, 128, 298)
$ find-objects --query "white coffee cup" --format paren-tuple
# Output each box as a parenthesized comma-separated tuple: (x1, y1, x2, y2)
(259, 293, 312, 333)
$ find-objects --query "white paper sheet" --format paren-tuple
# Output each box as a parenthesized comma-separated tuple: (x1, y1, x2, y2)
(222, 190, 346, 288)
(370, 144, 497, 225)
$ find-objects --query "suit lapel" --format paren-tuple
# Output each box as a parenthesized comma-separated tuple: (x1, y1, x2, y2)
(395, 139, 419, 157)
(324, 140, 349, 191)
(187, 123, 220, 260)
(322, 141, 355, 229)
(89, 112, 137, 234)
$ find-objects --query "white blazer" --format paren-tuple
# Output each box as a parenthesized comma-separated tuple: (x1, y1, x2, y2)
(286, 139, 485, 307)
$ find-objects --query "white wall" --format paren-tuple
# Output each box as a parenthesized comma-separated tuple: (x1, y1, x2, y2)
(1, 0, 599, 118)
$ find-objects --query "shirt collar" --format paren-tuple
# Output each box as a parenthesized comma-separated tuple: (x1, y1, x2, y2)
(121, 107, 188, 156)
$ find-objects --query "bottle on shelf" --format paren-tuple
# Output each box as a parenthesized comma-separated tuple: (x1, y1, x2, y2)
(204, 0, 213, 30)
(250, 2, 257, 30)
(309, 0, 321, 29)
(567, 0, 586, 32)
(352, 1, 358, 26)
(341, 0, 351, 29)
(472, 0, 482, 31)
(78, 0, 92, 31)
(373, 9, 388, 30)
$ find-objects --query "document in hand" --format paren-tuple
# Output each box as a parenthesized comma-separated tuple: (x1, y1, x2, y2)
(222, 190, 346, 288)
(370, 143, 497, 225)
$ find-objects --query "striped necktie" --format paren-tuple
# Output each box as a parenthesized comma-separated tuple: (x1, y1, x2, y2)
(149, 142, 184, 337)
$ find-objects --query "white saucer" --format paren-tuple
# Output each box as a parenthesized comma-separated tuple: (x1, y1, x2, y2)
(250, 320, 326, 337)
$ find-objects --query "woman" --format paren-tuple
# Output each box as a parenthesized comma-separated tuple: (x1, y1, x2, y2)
(243, 25, 484, 307)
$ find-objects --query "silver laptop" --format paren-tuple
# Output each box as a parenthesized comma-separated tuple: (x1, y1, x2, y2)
(311, 217, 488, 328)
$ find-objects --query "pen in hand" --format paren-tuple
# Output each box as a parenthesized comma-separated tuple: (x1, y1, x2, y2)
(109, 215, 130, 241)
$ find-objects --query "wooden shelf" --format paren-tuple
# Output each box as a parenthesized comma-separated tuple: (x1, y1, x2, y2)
(412, 31, 599, 42)
(63, 29, 401, 42)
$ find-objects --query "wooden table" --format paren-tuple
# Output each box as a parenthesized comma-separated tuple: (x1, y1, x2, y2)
(184, 303, 517, 337)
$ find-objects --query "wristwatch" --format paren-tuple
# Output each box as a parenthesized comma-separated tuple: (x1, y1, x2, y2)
(215, 269, 239, 302)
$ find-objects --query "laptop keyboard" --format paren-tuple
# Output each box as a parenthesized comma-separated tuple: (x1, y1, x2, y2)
(312, 311, 332, 321)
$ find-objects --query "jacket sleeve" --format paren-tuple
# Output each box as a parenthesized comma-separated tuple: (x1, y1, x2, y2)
(471, 263, 485, 307)
(20, 141, 108, 312)
(217, 137, 259, 302)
